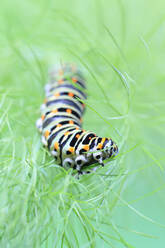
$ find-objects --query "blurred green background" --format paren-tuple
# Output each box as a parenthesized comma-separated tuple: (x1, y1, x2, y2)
(0, 0, 165, 247)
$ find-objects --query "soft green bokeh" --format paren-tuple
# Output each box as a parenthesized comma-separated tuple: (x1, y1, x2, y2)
(0, 0, 165, 247)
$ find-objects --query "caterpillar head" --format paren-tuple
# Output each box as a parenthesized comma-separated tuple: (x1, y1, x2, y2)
(92, 139, 118, 165)
(62, 138, 118, 173)
(103, 139, 118, 158)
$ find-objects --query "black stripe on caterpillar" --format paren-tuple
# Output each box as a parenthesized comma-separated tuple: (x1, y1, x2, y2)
(36, 63, 118, 175)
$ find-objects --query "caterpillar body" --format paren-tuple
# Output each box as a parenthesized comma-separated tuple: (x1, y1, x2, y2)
(36, 64, 118, 175)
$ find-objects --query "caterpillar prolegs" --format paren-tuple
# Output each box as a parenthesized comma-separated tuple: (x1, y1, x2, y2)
(36, 64, 118, 175)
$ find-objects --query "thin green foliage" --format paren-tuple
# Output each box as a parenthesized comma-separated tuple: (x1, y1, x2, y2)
(0, 0, 165, 247)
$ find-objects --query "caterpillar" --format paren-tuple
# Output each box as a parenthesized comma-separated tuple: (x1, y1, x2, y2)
(36, 63, 118, 175)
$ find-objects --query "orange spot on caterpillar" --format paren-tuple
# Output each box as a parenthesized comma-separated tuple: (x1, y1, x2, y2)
(58, 79, 64, 84)
(44, 130, 50, 138)
(64, 131, 70, 136)
(54, 92, 60, 97)
(76, 134, 80, 139)
(97, 143, 103, 149)
(69, 120, 74, 125)
(83, 145, 89, 151)
(54, 142, 59, 150)
(57, 124, 62, 128)
(76, 127, 79, 130)
(68, 92, 74, 97)
(41, 115, 45, 120)
(52, 109, 58, 113)
(68, 147, 75, 153)
(66, 109, 72, 114)
(72, 77, 77, 83)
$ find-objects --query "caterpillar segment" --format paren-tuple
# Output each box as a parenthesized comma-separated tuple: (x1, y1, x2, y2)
(36, 63, 118, 174)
